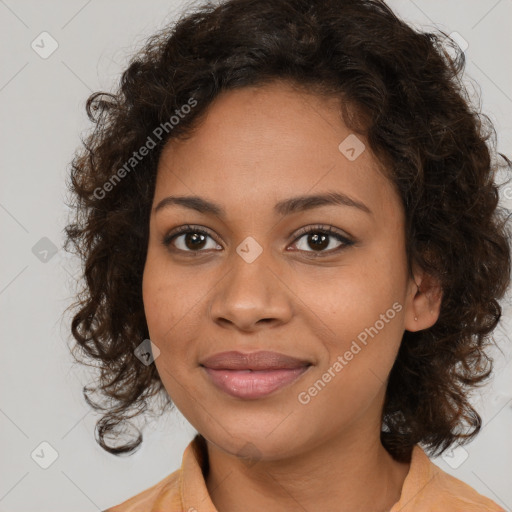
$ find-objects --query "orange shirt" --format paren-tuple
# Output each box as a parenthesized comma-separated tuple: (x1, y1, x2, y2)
(104, 434, 505, 512)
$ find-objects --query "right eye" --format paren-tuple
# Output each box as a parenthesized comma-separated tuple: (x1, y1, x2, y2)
(162, 225, 223, 253)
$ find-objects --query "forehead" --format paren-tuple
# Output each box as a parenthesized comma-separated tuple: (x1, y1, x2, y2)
(153, 82, 401, 222)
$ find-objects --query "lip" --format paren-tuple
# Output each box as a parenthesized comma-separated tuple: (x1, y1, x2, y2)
(200, 351, 312, 399)
(199, 350, 311, 370)
(202, 367, 311, 399)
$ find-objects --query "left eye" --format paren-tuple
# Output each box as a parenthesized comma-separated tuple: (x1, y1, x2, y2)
(290, 227, 354, 254)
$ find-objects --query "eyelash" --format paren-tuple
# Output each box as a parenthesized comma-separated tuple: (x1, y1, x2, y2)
(162, 224, 355, 257)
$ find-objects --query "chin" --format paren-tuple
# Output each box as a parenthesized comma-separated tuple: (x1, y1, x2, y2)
(201, 424, 309, 463)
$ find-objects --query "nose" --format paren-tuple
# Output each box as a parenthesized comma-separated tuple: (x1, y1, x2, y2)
(208, 248, 293, 332)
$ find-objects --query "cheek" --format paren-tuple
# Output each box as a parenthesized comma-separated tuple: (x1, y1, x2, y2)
(142, 259, 168, 340)
(142, 250, 209, 391)
(142, 249, 199, 341)
(293, 254, 405, 380)
(296, 259, 402, 332)
(142, 258, 198, 408)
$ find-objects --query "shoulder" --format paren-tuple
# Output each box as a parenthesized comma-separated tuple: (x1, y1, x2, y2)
(395, 445, 505, 512)
(102, 434, 207, 512)
(429, 465, 504, 511)
(103, 468, 182, 512)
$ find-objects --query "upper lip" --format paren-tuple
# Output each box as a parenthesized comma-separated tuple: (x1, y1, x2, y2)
(200, 351, 311, 370)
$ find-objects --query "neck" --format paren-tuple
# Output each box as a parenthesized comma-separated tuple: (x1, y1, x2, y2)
(204, 421, 411, 512)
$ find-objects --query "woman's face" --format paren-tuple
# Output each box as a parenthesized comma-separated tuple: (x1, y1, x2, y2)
(142, 81, 425, 460)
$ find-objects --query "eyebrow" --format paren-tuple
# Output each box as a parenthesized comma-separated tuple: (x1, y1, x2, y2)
(153, 191, 372, 218)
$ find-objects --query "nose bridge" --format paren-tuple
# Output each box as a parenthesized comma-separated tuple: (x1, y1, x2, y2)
(209, 237, 292, 329)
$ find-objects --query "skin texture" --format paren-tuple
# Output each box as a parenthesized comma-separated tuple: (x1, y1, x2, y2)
(142, 81, 442, 512)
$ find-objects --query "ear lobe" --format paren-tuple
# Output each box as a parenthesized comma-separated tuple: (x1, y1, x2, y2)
(404, 266, 443, 332)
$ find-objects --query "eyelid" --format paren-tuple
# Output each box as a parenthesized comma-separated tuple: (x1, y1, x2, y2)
(290, 224, 354, 245)
(162, 224, 219, 246)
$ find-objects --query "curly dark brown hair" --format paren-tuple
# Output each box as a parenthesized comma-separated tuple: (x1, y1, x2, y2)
(63, 0, 512, 461)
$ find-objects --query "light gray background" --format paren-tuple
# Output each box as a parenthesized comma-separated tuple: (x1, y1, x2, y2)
(1, 1, 511, 511)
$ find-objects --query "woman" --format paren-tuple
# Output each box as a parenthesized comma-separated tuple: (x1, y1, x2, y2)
(64, 0, 511, 510)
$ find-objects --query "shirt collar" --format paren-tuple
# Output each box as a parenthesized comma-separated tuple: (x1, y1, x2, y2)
(180, 434, 219, 512)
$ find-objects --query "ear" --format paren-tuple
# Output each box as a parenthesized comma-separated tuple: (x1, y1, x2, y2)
(404, 262, 443, 332)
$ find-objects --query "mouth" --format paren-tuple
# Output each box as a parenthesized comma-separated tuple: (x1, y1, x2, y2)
(202, 367, 312, 399)
(199, 350, 312, 399)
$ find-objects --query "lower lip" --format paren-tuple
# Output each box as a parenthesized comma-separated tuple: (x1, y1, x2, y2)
(202, 366, 311, 399)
